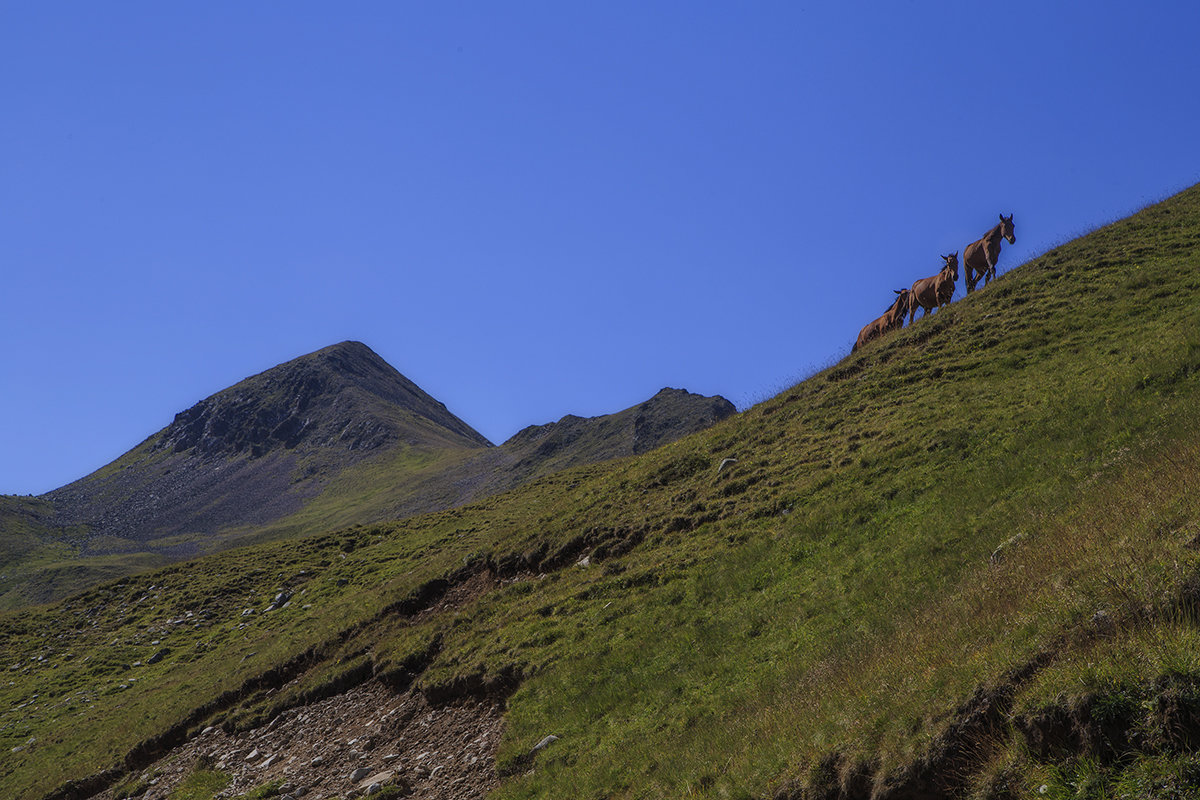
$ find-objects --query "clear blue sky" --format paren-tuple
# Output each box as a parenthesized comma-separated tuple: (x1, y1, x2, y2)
(4, 2, 1199, 496)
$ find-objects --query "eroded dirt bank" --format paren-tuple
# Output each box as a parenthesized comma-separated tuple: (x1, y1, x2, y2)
(89, 680, 504, 800)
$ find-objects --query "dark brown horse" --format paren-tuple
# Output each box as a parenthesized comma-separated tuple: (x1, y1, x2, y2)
(908, 253, 959, 324)
(963, 214, 1015, 293)
(853, 288, 910, 352)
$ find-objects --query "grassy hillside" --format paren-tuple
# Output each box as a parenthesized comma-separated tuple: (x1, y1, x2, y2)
(3, 184, 1200, 800)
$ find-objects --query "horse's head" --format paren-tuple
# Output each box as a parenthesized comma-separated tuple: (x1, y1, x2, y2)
(942, 252, 959, 278)
(999, 214, 1016, 244)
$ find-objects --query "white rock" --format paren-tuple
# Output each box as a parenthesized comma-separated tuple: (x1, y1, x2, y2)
(357, 770, 395, 790)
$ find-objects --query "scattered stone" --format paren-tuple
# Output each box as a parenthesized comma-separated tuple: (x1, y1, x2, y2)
(148, 648, 169, 664)
(533, 734, 560, 752)
(357, 770, 395, 790)
(268, 590, 293, 611)
(86, 681, 501, 800)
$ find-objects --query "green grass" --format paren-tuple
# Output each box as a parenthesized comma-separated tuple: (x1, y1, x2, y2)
(4, 184, 1200, 799)
(169, 769, 231, 800)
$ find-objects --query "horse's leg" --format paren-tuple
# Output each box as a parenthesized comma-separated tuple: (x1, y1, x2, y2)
(911, 304, 927, 324)
(984, 242, 999, 286)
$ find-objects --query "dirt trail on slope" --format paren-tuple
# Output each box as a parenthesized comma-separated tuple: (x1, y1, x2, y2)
(89, 680, 504, 800)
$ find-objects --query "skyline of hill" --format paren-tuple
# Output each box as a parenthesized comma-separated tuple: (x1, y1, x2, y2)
(0, 342, 734, 609)
(4, 181, 1200, 799)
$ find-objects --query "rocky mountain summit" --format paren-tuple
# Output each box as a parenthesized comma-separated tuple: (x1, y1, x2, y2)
(44, 342, 493, 550)
(158, 341, 491, 458)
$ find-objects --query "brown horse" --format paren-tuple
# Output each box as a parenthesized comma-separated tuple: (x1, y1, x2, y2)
(853, 288, 910, 352)
(908, 253, 959, 324)
(963, 214, 1015, 293)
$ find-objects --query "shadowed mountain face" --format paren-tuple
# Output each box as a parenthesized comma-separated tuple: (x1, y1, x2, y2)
(356, 388, 739, 525)
(43, 342, 493, 550)
(496, 387, 736, 484)
(3, 342, 735, 606)
(159, 341, 491, 458)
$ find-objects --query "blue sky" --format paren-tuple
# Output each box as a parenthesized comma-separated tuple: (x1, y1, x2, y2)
(3, 2, 1199, 495)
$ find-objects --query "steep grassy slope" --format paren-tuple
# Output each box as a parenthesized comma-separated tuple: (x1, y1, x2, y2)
(3, 184, 1200, 800)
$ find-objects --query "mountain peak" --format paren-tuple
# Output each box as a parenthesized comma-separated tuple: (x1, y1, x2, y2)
(42, 342, 490, 546)
(159, 342, 490, 459)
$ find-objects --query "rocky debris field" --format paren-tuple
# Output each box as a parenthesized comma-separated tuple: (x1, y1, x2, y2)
(90, 680, 504, 800)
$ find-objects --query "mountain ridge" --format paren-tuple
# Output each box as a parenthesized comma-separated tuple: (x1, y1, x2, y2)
(41, 341, 493, 549)
(2, 343, 735, 608)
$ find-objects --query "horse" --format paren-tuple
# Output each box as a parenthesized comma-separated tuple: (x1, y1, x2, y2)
(853, 288, 911, 352)
(908, 253, 959, 324)
(963, 214, 1015, 293)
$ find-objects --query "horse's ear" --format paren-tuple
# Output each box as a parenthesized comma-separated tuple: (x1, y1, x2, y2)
(1000, 213, 1005, 221)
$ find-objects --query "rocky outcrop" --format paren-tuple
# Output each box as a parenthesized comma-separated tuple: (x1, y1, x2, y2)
(502, 387, 736, 471)
(158, 341, 491, 458)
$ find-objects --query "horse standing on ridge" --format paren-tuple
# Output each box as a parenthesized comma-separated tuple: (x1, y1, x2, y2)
(908, 253, 959, 325)
(853, 288, 911, 353)
(963, 214, 1016, 293)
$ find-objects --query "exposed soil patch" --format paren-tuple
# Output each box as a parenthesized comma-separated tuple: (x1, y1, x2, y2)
(89, 680, 503, 800)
